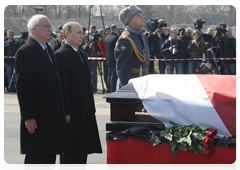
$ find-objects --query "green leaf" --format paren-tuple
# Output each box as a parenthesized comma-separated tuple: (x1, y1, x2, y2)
(178, 143, 187, 151)
(171, 145, 178, 157)
(188, 145, 194, 150)
(197, 144, 203, 152)
(194, 148, 200, 155)
(192, 132, 199, 139)
(192, 128, 197, 132)
(182, 131, 188, 137)
(170, 139, 176, 146)
(181, 127, 190, 132)
(173, 132, 181, 138)
(202, 126, 210, 131)
(198, 134, 203, 141)
(192, 136, 197, 143)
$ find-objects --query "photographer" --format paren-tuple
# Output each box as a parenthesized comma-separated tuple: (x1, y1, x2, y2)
(161, 28, 186, 74)
(4, 30, 20, 92)
(187, 29, 206, 74)
(185, 27, 192, 38)
(147, 18, 169, 74)
(178, 27, 191, 74)
(195, 59, 218, 74)
(202, 27, 214, 49)
(212, 22, 227, 74)
(221, 28, 236, 75)
(82, 25, 99, 93)
(97, 29, 109, 92)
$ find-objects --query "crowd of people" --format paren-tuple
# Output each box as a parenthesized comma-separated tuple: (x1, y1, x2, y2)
(4, 10, 236, 95)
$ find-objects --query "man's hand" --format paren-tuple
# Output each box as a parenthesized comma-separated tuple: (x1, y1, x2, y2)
(207, 48, 212, 52)
(89, 43, 93, 49)
(168, 47, 172, 51)
(199, 62, 205, 68)
(66, 115, 70, 123)
(153, 29, 158, 35)
(25, 119, 38, 134)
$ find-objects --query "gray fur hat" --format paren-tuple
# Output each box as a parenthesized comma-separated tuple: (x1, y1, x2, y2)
(119, 5, 142, 26)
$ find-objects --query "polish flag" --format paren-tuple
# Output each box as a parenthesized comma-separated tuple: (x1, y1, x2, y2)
(129, 74, 236, 138)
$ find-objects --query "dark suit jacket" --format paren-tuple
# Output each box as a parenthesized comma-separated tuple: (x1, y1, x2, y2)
(105, 32, 119, 66)
(15, 37, 71, 154)
(55, 43, 102, 155)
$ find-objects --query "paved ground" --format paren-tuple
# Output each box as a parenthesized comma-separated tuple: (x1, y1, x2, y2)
(4, 76, 111, 164)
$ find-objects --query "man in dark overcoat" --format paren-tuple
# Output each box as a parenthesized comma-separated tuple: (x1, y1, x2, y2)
(15, 14, 71, 164)
(105, 24, 119, 93)
(55, 21, 102, 164)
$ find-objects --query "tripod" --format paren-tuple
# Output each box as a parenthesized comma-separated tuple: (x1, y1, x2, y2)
(86, 5, 106, 94)
(211, 41, 225, 74)
(88, 45, 106, 94)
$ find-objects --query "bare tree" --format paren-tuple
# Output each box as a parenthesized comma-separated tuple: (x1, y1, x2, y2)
(4, 5, 236, 28)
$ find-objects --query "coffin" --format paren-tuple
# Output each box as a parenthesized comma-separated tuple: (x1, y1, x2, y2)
(104, 83, 165, 131)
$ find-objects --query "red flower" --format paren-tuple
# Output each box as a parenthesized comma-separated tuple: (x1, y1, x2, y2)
(203, 148, 215, 156)
(204, 143, 215, 149)
(203, 136, 216, 144)
(206, 128, 217, 137)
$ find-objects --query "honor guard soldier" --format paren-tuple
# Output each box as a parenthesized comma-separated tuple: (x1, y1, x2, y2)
(115, 5, 150, 88)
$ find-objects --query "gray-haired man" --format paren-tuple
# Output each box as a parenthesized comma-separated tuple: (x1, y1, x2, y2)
(15, 14, 71, 164)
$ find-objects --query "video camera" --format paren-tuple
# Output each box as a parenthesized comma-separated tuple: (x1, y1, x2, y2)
(52, 25, 63, 38)
(146, 18, 167, 33)
(194, 17, 206, 30)
(21, 30, 28, 40)
(215, 26, 227, 37)
(89, 31, 101, 44)
(118, 27, 124, 36)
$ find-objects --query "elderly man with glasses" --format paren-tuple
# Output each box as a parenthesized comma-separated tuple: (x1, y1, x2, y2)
(15, 14, 71, 164)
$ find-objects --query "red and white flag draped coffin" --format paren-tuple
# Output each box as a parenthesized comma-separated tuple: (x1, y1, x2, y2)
(129, 74, 236, 138)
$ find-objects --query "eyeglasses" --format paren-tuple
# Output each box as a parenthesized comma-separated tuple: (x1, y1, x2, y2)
(36, 24, 52, 29)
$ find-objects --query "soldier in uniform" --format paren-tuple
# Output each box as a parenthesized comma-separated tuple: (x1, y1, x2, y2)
(115, 5, 150, 88)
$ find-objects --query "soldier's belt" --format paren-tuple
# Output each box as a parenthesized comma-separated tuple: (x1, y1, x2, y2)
(131, 68, 148, 74)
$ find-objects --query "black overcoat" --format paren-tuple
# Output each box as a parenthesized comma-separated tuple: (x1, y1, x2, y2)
(55, 44, 102, 155)
(105, 32, 119, 66)
(15, 37, 72, 154)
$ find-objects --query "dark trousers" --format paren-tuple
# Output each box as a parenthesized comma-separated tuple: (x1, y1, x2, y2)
(158, 61, 166, 74)
(60, 154, 87, 164)
(108, 65, 117, 93)
(103, 60, 109, 91)
(24, 154, 56, 164)
(4, 67, 8, 91)
(148, 59, 155, 74)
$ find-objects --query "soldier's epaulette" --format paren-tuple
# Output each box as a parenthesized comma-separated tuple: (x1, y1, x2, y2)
(122, 31, 130, 38)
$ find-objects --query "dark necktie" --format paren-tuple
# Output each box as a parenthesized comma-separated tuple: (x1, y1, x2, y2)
(76, 50, 84, 64)
(44, 47, 54, 65)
